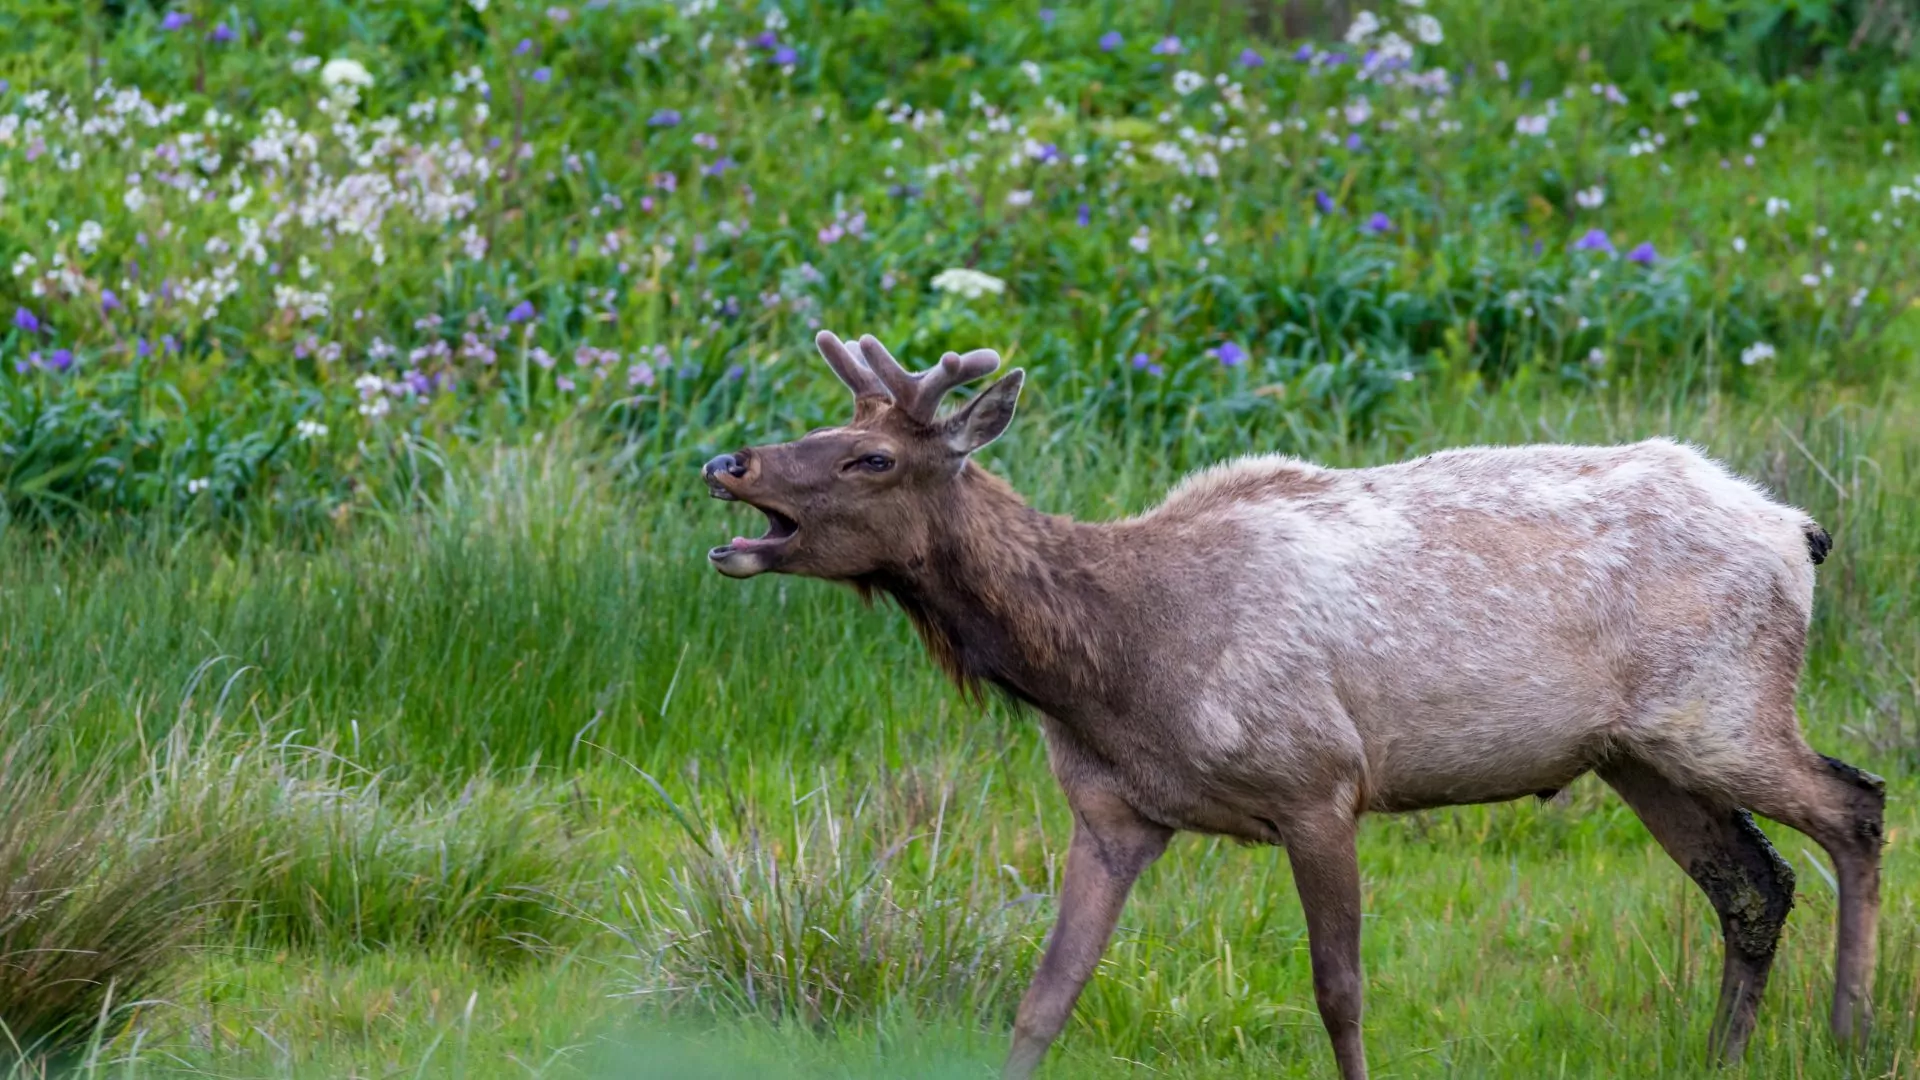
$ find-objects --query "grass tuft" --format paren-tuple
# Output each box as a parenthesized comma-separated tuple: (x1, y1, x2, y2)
(621, 762, 1044, 1028)
(0, 736, 228, 1067)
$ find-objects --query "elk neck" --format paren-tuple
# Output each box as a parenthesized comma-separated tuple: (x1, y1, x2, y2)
(858, 462, 1126, 714)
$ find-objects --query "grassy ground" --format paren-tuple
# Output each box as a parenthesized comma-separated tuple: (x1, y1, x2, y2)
(3, 0, 1919, 1076)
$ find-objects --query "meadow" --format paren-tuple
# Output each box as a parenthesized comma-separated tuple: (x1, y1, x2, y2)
(1, 0, 1918, 1076)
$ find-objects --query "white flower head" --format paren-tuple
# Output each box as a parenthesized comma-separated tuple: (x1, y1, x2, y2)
(1409, 13, 1443, 44)
(320, 58, 374, 95)
(1345, 10, 1382, 45)
(1740, 342, 1776, 366)
(1575, 186, 1605, 209)
(929, 267, 1007, 300)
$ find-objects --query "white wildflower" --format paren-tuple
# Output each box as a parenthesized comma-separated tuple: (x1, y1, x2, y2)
(321, 58, 374, 95)
(1345, 10, 1381, 45)
(296, 419, 329, 440)
(1765, 197, 1789, 217)
(76, 220, 104, 255)
(1173, 70, 1205, 96)
(1740, 342, 1775, 366)
(929, 267, 1007, 300)
(1409, 13, 1442, 44)
(1575, 186, 1605, 209)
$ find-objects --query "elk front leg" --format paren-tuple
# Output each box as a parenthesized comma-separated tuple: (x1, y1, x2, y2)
(1288, 812, 1369, 1080)
(1003, 791, 1171, 1080)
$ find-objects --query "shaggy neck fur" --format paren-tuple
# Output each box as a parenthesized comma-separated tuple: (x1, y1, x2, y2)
(859, 463, 1122, 713)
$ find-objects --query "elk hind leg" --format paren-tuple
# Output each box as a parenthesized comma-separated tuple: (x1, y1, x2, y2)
(1728, 749, 1886, 1042)
(1600, 759, 1796, 1063)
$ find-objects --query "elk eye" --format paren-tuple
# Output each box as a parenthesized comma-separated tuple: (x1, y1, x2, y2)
(858, 453, 894, 473)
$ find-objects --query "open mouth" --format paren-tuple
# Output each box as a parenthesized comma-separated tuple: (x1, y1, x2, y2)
(708, 504, 799, 560)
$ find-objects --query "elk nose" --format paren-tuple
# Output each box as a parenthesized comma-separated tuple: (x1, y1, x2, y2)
(704, 453, 747, 480)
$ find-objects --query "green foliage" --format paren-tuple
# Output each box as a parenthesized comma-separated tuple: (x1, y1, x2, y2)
(0, 0, 1916, 524)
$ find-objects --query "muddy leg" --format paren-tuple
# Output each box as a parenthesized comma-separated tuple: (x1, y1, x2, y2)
(1003, 791, 1171, 1080)
(1601, 760, 1796, 1062)
(1287, 813, 1368, 1080)
(1734, 753, 1886, 1042)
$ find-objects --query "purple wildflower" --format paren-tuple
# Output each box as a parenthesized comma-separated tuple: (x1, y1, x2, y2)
(1077, 203, 1091, 226)
(1035, 142, 1061, 163)
(101, 289, 122, 313)
(1626, 241, 1658, 265)
(773, 46, 797, 65)
(1039, 7, 1056, 24)
(160, 11, 190, 30)
(752, 30, 779, 49)
(1326, 51, 1348, 66)
(702, 156, 737, 177)
(1151, 35, 1182, 55)
(1364, 212, 1393, 234)
(1314, 189, 1336, 215)
(1899, 110, 1911, 125)
(13, 306, 40, 333)
(162, 333, 179, 353)
(628, 362, 655, 388)
(648, 109, 681, 127)
(1099, 30, 1123, 51)
(1346, 133, 1364, 151)
(506, 300, 537, 323)
(515, 38, 535, 55)
(1293, 44, 1315, 62)
(1238, 48, 1265, 68)
(1131, 353, 1151, 369)
(531, 67, 552, 83)
(1572, 228, 1615, 255)
(44, 348, 74, 373)
(136, 337, 152, 358)
(726, 364, 746, 381)
(209, 22, 234, 43)
(1214, 342, 1247, 367)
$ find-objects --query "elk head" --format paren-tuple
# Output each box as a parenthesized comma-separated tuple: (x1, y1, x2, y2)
(702, 331, 1024, 580)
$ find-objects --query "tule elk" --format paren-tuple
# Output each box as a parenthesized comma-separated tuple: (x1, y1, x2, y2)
(701, 331, 1885, 1080)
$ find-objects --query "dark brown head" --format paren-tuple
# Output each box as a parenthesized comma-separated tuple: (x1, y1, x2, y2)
(702, 331, 1024, 580)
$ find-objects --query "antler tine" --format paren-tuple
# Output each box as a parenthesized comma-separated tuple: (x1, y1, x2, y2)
(856, 335, 1001, 422)
(815, 330, 888, 401)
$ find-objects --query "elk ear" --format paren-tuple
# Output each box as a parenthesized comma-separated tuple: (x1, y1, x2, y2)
(942, 370, 1024, 455)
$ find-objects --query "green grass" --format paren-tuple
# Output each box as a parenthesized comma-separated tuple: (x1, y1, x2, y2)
(1, 0, 1918, 1076)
